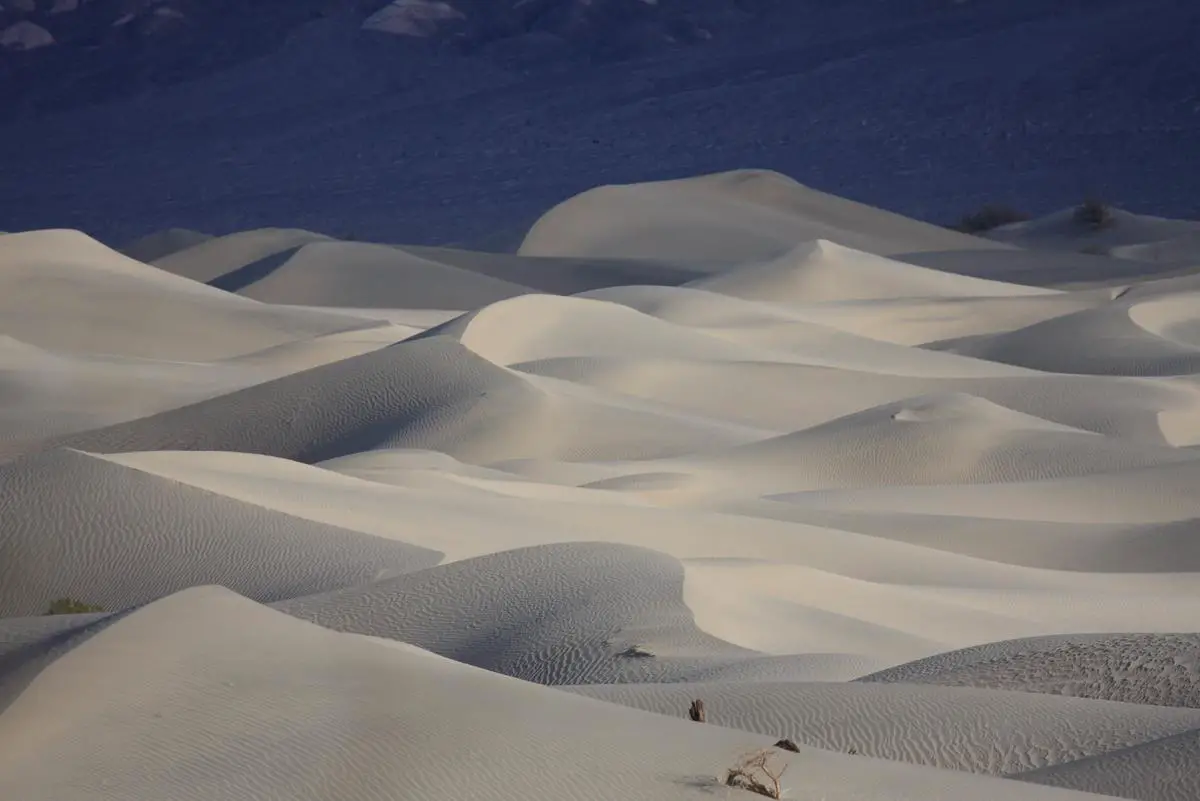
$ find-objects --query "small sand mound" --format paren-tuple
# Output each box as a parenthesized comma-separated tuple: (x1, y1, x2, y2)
(229, 240, 534, 309)
(422, 293, 774, 366)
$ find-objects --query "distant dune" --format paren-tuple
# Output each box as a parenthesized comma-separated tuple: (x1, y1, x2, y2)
(2, 169, 1200, 801)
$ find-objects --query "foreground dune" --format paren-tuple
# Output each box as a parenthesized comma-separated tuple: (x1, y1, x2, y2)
(2, 170, 1199, 801)
(0, 587, 1121, 801)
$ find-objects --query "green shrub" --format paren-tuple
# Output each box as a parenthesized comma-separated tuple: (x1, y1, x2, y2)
(45, 598, 104, 615)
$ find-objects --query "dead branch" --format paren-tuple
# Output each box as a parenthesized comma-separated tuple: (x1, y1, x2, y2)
(724, 748, 788, 799)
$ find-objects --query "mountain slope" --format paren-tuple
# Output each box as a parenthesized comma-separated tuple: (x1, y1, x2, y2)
(0, 1, 1196, 247)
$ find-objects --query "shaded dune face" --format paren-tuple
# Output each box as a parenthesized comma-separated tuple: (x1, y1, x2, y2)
(4, 167, 1200, 801)
(0, 448, 442, 618)
(274, 541, 757, 686)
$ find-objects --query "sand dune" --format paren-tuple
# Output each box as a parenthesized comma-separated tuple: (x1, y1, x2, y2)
(424, 292, 816, 367)
(147, 227, 337, 284)
(0, 229, 376, 360)
(522, 355, 1200, 444)
(118, 227, 213, 264)
(1, 335, 767, 465)
(655, 391, 1199, 496)
(0, 448, 440, 617)
(1111, 233, 1200, 266)
(929, 298, 1200, 376)
(576, 284, 1050, 371)
(568, 681, 1200, 776)
(857, 633, 1200, 709)
(275, 541, 753, 686)
(687, 239, 1052, 305)
(731, 507, 1200, 573)
(391, 243, 715, 293)
(147, 229, 715, 303)
(0, 587, 1117, 801)
(1015, 728, 1200, 801)
(985, 207, 1200, 260)
(222, 240, 536, 309)
(0, 325, 417, 441)
(44, 447, 1194, 676)
(893, 248, 1178, 291)
(768, 458, 1200, 524)
(519, 169, 1009, 261)
(3, 172, 1200, 801)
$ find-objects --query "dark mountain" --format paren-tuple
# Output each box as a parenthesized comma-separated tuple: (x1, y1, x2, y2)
(0, 0, 1196, 248)
(1, 0, 782, 116)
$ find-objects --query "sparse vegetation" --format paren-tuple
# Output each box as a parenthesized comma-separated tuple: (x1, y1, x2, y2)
(689, 699, 706, 722)
(724, 748, 788, 799)
(45, 598, 103, 615)
(951, 204, 1030, 234)
(616, 644, 654, 659)
(1073, 198, 1115, 230)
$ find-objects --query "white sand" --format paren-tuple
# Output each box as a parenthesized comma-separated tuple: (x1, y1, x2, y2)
(2, 169, 1199, 801)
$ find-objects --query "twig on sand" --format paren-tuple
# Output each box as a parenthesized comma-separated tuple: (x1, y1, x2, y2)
(724, 748, 788, 799)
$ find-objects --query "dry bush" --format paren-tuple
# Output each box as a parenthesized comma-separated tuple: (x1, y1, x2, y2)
(952, 204, 1030, 233)
(724, 748, 788, 799)
(617, 644, 654, 659)
(1074, 198, 1115, 229)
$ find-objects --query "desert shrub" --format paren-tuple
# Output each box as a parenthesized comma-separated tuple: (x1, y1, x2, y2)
(1073, 198, 1115, 229)
(45, 598, 104, 615)
(617, 644, 654, 659)
(952, 204, 1030, 233)
(724, 748, 788, 799)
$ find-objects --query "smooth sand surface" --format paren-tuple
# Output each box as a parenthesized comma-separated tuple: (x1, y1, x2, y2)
(2, 170, 1199, 801)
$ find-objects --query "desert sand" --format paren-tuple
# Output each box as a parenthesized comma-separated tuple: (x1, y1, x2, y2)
(2, 170, 1199, 801)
